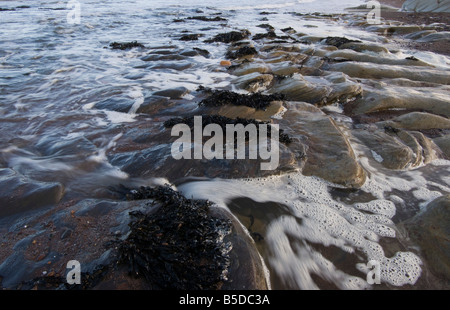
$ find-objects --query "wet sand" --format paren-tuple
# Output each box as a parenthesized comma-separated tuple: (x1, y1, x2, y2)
(378, 0, 450, 55)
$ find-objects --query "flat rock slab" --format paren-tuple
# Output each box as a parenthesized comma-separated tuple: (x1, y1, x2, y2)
(280, 102, 366, 188)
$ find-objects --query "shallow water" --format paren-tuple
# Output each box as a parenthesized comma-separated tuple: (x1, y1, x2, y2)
(0, 0, 449, 289)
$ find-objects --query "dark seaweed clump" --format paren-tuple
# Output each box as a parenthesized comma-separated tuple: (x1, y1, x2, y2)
(205, 30, 251, 43)
(164, 114, 292, 145)
(109, 41, 145, 50)
(186, 16, 227, 22)
(198, 88, 285, 110)
(324, 36, 362, 48)
(252, 31, 278, 40)
(225, 46, 258, 59)
(119, 185, 232, 290)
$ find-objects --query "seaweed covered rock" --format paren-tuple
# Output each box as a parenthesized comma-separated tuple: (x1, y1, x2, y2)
(186, 16, 227, 22)
(324, 36, 362, 48)
(120, 185, 232, 289)
(198, 87, 285, 110)
(205, 30, 251, 43)
(119, 185, 269, 290)
(109, 41, 145, 50)
(226, 46, 258, 59)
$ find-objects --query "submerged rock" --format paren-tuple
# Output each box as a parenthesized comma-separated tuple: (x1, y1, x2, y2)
(135, 95, 171, 115)
(153, 87, 190, 100)
(93, 97, 134, 113)
(0, 168, 64, 217)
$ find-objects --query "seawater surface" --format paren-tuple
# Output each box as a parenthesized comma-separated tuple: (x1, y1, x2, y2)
(0, 0, 449, 290)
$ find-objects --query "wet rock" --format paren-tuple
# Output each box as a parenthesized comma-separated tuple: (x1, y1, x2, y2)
(401, 195, 450, 280)
(212, 207, 269, 290)
(397, 130, 438, 166)
(367, 25, 423, 35)
(179, 49, 204, 57)
(324, 49, 432, 67)
(141, 54, 187, 62)
(257, 24, 275, 31)
(193, 47, 210, 58)
(93, 97, 134, 113)
(135, 95, 171, 115)
(346, 85, 450, 117)
(328, 62, 450, 84)
(281, 103, 366, 188)
(353, 129, 417, 169)
(0, 168, 64, 217)
(205, 30, 251, 43)
(153, 87, 189, 99)
(269, 73, 362, 106)
(226, 46, 258, 59)
(416, 31, 450, 43)
(109, 41, 145, 50)
(233, 72, 274, 92)
(220, 60, 232, 67)
(186, 16, 227, 22)
(179, 34, 201, 41)
(253, 31, 278, 41)
(281, 27, 296, 34)
(270, 62, 301, 76)
(433, 135, 450, 158)
(146, 61, 194, 71)
(376, 112, 450, 131)
(213, 101, 285, 122)
(405, 30, 438, 40)
(232, 62, 271, 76)
(269, 75, 331, 105)
(35, 134, 97, 157)
(338, 42, 389, 53)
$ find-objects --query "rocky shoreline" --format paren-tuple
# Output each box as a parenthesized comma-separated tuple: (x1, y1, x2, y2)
(0, 2, 449, 290)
